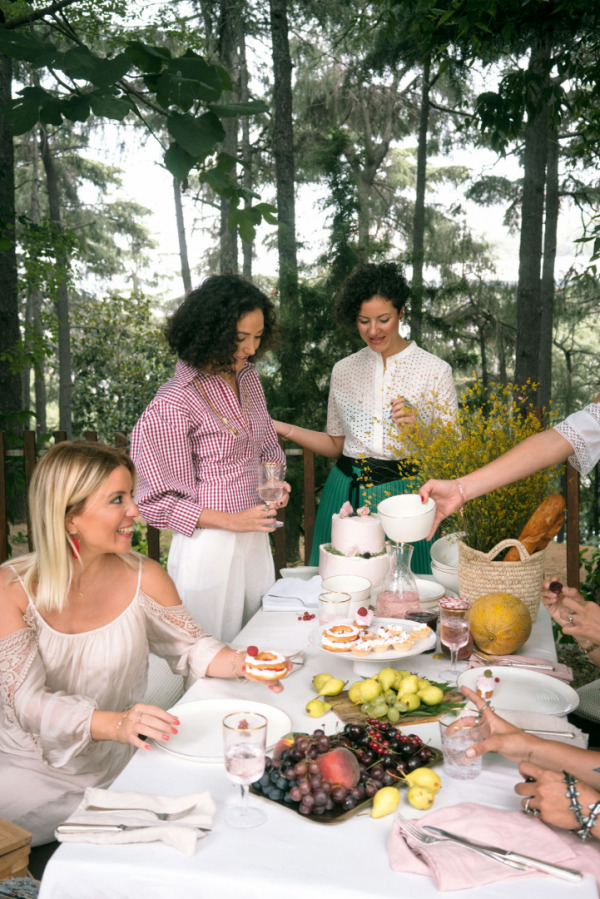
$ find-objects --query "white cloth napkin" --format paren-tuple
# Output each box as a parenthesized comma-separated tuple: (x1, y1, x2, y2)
(501, 710, 588, 748)
(55, 787, 215, 856)
(261, 575, 322, 611)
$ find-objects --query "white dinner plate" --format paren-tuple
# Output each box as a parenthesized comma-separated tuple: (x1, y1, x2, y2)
(151, 699, 292, 762)
(457, 666, 579, 716)
(308, 617, 436, 661)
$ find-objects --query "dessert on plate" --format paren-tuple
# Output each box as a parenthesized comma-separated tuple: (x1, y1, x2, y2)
(476, 668, 498, 699)
(321, 624, 361, 652)
(244, 648, 289, 681)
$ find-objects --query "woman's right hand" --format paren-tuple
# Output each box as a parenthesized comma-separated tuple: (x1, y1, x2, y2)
(419, 479, 464, 539)
(540, 577, 586, 628)
(460, 686, 541, 764)
(113, 703, 180, 750)
(229, 503, 280, 532)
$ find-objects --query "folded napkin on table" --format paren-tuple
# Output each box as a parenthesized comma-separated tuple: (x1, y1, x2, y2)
(388, 802, 600, 890)
(501, 709, 588, 748)
(56, 787, 215, 856)
(468, 653, 573, 682)
(262, 576, 322, 611)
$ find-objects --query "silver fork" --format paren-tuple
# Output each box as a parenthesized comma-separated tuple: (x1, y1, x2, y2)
(472, 651, 554, 670)
(395, 813, 528, 871)
(267, 594, 311, 606)
(85, 804, 196, 821)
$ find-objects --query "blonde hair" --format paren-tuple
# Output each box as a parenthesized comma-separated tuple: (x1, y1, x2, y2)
(3, 441, 137, 613)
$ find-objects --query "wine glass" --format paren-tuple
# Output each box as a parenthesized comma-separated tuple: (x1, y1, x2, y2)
(257, 461, 285, 528)
(222, 711, 268, 828)
(438, 598, 472, 682)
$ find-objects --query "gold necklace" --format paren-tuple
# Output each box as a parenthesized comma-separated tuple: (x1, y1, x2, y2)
(194, 376, 251, 436)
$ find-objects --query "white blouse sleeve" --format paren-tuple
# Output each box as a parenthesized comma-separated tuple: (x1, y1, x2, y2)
(326, 362, 345, 436)
(139, 593, 224, 686)
(1, 627, 97, 768)
(554, 403, 600, 475)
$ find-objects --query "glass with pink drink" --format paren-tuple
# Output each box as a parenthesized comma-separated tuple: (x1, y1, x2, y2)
(438, 597, 472, 682)
(222, 711, 267, 828)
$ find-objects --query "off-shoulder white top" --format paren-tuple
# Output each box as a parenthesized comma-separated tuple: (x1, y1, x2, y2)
(554, 402, 600, 475)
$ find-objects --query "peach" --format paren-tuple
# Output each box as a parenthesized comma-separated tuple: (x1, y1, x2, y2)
(315, 746, 360, 788)
(272, 733, 295, 761)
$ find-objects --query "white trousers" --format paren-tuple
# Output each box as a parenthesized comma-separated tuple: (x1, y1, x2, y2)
(167, 529, 275, 643)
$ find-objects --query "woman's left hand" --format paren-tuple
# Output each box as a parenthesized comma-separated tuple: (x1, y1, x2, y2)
(391, 397, 417, 429)
(516, 762, 600, 831)
(541, 578, 600, 644)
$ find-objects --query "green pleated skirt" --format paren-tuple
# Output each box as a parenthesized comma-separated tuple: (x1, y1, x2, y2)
(309, 463, 433, 575)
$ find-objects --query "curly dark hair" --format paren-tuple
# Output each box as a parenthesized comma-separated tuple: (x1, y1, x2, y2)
(164, 274, 277, 371)
(335, 261, 410, 327)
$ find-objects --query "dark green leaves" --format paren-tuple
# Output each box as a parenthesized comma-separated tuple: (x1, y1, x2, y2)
(167, 111, 225, 158)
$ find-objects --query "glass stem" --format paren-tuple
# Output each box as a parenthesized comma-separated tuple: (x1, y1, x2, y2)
(450, 648, 458, 673)
(239, 783, 248, 813)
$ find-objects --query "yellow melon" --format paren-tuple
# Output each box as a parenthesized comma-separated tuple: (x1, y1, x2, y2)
(469, 592, 532, 655)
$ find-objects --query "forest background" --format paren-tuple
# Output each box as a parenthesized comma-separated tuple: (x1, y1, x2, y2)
(1, 0, 600, 562)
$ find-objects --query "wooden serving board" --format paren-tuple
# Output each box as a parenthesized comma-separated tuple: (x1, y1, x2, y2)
(328, 689, 464, 728)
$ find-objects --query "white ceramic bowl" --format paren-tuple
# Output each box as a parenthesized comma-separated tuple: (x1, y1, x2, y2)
(430, 532, 463, 569)
(430, 560, 459, 593)
(414, 577, 445, 609)
(377, 495, 436, 542)
(321, 574, 372, 616)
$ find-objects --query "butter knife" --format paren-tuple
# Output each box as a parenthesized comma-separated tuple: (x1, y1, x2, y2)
(56, 822, 211, 833)
(424, 826, 582, 882)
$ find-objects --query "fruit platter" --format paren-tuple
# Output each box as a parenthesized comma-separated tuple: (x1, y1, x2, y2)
(251, 722, 442, 823)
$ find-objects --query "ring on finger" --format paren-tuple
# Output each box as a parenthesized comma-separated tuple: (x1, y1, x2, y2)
(568, 614, 574, 625)
(523, 796, 539, 816)
(264, 503, 269, 512)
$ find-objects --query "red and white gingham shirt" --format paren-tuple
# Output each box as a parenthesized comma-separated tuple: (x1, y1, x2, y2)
(130, 359, 285, 536)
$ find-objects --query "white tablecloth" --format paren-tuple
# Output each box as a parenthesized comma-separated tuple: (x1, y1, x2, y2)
(39, 605, 599, 899)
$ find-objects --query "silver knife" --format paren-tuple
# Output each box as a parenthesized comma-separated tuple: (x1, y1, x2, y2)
(424, 826, 582, 882)
(56, 822, 210, 833)
(525, 729, 576, 739)
(499, 661, 555, 670)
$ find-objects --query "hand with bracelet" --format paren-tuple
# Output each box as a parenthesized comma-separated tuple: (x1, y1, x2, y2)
(517, 764, 600, 839)
(92, 703, 181, 752)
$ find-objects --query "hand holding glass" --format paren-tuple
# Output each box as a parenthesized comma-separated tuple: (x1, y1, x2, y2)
(222, 711, 267, 828)
(438, 598, 472, 681)
(257, 462, 285, 528)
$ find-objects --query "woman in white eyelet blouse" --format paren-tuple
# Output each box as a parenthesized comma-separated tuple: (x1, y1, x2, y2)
(273, 261, 458, 574)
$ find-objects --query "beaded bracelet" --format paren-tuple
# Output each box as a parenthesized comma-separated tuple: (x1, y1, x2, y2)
(230, 650, 247, 684)
(564, 771, 600, 839)
(115, 710, 128, 741)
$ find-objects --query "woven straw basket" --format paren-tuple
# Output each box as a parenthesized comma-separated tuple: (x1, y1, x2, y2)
(457, 538, 545, 621)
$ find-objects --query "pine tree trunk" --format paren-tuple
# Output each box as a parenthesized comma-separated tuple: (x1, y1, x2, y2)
(238, 15, 253, 279)
(0, 54, 22, 420)
(537, 126, 559, 412)
(218, 0, 239, 274)
(514, 38, 551, 393)
(40, 126, 72, 435)
(173, 178, 192, 293)
(410, 56, 430, 345)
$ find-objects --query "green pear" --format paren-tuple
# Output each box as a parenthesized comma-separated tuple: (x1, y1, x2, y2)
(371, 786, 400, 818)
(407, 785, 435, 810)
(418, 685, 444, 706)
(404, 768, 442, 794)
(397, 674, 419, 698)
(377, 667, 398, 692)
(393, 670, 411, 689)
(417, 678, 431, 691)
(358, 677, 383, 703)
(402, 693, 421, 712)
(348, 680, 365, 704)
(305, 699, 332, 717)
(318, 677, 346, 697)
(312, 672, 334, 693)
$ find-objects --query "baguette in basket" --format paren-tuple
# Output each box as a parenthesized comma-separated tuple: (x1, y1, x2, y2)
(504, 493, 565, 562)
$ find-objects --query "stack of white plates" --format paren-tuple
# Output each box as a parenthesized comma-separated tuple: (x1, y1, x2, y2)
(430, 533, 463, 593)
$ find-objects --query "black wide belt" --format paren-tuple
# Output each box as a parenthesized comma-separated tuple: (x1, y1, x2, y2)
(335, 455, 419, 509)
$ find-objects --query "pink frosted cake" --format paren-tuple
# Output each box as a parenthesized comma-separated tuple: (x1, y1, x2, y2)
(318, 503, 389, 586)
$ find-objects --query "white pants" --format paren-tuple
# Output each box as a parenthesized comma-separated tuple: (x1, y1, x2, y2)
(168, 529, 275, 643)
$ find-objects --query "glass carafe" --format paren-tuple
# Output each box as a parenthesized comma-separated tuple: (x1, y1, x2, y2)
(376, 542, 420, 619)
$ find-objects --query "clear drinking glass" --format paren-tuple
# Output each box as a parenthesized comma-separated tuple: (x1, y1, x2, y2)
(222, 711, 268, 828)
(439, 711, 485, 780)
(438, 598, 472, 682)
(257, 462, 285, 528)
(318, 591, 351, 625)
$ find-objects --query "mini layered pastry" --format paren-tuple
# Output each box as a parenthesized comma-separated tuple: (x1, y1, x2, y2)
(476, 669, 498, 699)
(244, 648, 288, 681)
(354, 606, 374, 629)
(321, 623, 360, 652)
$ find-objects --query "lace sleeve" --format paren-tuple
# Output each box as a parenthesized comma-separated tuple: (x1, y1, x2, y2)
(0, 627, 96, 768)
(139, 592, 225, 685)
(554, 404, 600, 475)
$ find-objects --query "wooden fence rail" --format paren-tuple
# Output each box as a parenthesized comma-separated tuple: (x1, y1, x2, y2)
(0, 430, 581, 589)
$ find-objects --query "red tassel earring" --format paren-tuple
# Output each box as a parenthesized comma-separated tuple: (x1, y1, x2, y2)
(71, 536, 80, 558)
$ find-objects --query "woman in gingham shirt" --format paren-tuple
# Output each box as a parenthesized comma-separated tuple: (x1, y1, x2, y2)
(131, 275, 288, 642)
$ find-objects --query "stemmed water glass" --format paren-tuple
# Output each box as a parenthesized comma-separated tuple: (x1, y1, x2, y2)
(257, 462, 285, 528)
(222, 711, 268, 828)
(438, 598, 472, 682)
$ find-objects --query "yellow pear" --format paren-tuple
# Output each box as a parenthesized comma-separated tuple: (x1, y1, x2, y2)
(312, 672, 334, 693)
(377, 667, 398, 692)
(305, 699, 332, 717)
(417, 685, 444, 706)
(402, 693, 421, 712)
(318, 677, 346, 697)
(348, 681, 365, 704)
(397, 674, 419, 698)
(358, 677, 383, 703)
(407, 785, 435, 810)
(393, 670, 411, 689)
(404, 767, 442, 794)
(371, 786, 401, 818)
(417, 678, 431, 691)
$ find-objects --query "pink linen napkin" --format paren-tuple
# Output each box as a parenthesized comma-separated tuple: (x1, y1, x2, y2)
(387, 802, 600, 890)
(468, 653, 573, 682)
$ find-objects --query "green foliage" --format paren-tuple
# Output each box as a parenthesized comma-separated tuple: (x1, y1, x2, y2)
(131, 520, 168, 568)
(71, 291, 174, 440)
(580, 546, 600, 605)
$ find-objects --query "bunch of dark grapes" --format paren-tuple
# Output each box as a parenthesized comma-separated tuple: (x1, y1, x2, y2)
(252, 723, 435, 818)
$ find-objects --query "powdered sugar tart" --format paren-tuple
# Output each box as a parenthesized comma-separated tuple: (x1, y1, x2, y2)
(309, 618, 436, 660)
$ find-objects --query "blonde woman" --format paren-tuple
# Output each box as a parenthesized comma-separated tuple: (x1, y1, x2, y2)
(0, 442, 285, 846)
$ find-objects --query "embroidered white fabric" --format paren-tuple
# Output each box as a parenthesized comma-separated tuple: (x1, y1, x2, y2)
(554, 403, 600, 475)
(326, 343, 458, 459)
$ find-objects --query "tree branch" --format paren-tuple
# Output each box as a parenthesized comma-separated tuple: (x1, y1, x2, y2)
(2, 0, 82, 30)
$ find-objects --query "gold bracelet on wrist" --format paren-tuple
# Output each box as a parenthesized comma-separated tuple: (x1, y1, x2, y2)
(230, 650, 247, 683)
(115, 710, 128, 740)
(456, 481, 465, 517)
(579, 641, 600, 655)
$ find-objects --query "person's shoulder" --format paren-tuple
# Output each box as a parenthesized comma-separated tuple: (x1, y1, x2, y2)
(410, 344, 453, 373)
(332, 347, 370, 375)
(138, 556, 182, 608)
(0, 562, 30, 635)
